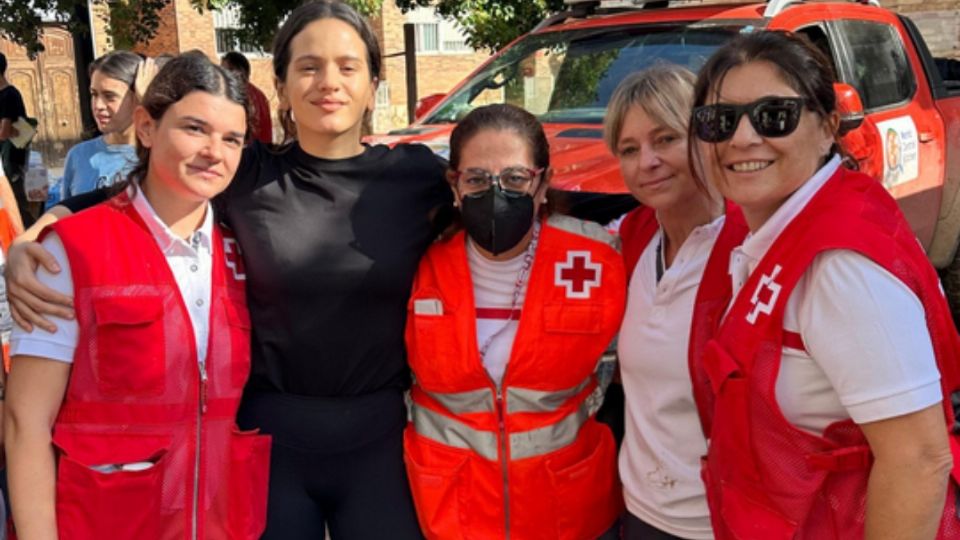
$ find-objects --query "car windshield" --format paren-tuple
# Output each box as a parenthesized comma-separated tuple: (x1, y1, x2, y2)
(424, 23, 743, 125)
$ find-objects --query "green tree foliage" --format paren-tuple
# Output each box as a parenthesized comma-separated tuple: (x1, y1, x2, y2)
(2, 0, 552, 58)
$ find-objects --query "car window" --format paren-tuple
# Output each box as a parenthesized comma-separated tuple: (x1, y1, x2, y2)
(835, 20, 916, 111)
(423, 24, 740, 125)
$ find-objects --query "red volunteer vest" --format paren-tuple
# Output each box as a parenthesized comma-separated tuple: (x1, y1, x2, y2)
(404, 215, 626, 540)
(45, 194, 270, 540)
(693, 168, 960, 539)
(619, 203, 749, 436)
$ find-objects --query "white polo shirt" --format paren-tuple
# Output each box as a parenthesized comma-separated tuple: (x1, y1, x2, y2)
(11, 185, 215, 365)
(728, 155, 941, 434)
(618, 215, 725, 540)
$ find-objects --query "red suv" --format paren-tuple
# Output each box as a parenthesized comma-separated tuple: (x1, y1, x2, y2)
(372, 0, 960, 320)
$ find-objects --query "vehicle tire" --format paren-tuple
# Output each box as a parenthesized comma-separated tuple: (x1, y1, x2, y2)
(940, 246, 960, 331)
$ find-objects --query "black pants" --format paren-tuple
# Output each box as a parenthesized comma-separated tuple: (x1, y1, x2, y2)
(237, 388, 424, 540)
(622, 512, 689, 540)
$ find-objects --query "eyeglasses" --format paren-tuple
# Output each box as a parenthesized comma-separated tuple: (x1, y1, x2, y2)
(454, 166, 543, 197)
(692, 97, 810, 143)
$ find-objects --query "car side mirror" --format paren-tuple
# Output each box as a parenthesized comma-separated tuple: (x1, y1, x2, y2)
(834, 82, 864, 136)
(415, 93, 446, 122)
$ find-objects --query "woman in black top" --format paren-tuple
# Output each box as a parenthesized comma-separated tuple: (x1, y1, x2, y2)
(7, 3, 448, 539)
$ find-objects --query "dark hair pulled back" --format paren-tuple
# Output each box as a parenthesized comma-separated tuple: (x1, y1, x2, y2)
(689, 30, 854, 187)
(448, 104, 550, 172)
(123, 51, 248, 190)
(89, 50, 142, 88)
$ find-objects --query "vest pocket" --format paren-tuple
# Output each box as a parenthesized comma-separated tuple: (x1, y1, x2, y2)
(542, 303, 602, 334)
(544, 421, 620, 540)
(225, 427, 271, 540)
(53, 431, 168, 538)
(403, 427, 471, 540)
(410, 313, 460, 383)
(705, 340, 797, 540)
(92, 296, 165, 397)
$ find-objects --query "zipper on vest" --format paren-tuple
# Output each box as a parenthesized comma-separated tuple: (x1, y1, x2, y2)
(191, 361, 208, 540)
(495, 385, 510, 540)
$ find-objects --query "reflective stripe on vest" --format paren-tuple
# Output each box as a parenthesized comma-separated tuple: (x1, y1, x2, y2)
(411, 377, 594, 461)
(506, 377, 593, 414)
(423, 388, 495, 414)
(411, 402, 499, 460)
(509, 400, 590, 459)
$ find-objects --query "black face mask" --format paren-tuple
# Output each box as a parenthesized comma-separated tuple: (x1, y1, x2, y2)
(460, 187, 535, 255)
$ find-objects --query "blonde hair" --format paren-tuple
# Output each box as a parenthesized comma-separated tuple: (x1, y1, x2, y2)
(603, 63, 696, 154)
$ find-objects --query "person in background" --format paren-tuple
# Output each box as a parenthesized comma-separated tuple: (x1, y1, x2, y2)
(0, 53, 31, 228)
(604, 64, 747, 540)
(689, 30, 960, 539)
(404, 103, 624, 540)
(0, 160, 22, 371)
(46, 51, 142, 209)
(221, 51, 273, 144)
(4, 52, 270, 540)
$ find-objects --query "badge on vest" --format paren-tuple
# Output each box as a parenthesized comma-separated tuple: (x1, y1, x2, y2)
(555, 251, 601, 299)
(414, 298, 444, 316)
(746, 264, 782, 324)
(223, 238, 246, 281)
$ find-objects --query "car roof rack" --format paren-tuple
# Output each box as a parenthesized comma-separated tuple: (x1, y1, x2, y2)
(538, 0, 671, 30)
(763, 0, 880, 17)
(546, 0, 882, 31)
(561, 0, 671, 9)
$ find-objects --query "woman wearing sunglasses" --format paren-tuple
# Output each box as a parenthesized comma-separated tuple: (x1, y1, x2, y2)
(603, 64, 747, 540)
(688, 30, 960, 539)
(404, 103, 625, 540)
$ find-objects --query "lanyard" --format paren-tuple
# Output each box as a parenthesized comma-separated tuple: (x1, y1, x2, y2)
(655, 237, 665, 285)
(478, 222, 540, 361)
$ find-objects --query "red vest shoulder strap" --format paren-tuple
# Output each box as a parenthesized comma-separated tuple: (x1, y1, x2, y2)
(619, 206, 657, 281)
(688, 204, 749, 437)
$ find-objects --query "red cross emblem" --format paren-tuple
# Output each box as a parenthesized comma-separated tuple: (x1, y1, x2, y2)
(746, 264, 782, 324)
(223, 238, 246, 281)
(555, 251, 602, 299)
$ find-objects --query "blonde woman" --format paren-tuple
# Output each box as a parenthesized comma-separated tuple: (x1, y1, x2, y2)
(604, 65, 746, 540)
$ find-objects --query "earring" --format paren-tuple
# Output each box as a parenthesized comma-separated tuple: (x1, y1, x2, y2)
(290, 109, 297, 123)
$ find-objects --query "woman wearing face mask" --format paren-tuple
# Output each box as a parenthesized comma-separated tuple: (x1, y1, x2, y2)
(404, 104, 625, 540)
(605, 64, 748, 540)
(688, 31, 960, 539)
(47, 51, 143, 208)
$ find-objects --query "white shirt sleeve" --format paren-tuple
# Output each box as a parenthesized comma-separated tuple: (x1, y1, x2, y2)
(9, 233, 78, 364)
(797, 250, 942, 425)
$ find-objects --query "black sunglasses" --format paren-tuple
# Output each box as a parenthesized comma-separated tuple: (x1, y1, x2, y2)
(692, 96, 810, 143)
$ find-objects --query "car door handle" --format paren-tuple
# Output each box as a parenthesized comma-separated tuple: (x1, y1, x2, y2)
(919, 131, 935, 143)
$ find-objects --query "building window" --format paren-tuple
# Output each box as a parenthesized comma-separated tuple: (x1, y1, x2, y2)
(376, 81, 391, 107)
(415, 23, 440, 53)
(214, 6, 267, 56)
(406, 7, 473, 55)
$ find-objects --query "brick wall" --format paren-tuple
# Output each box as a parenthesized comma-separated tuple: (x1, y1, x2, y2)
(880, 0, 960, 58)
(90, 2, 113, 58)
(173, 0, 217, 58)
